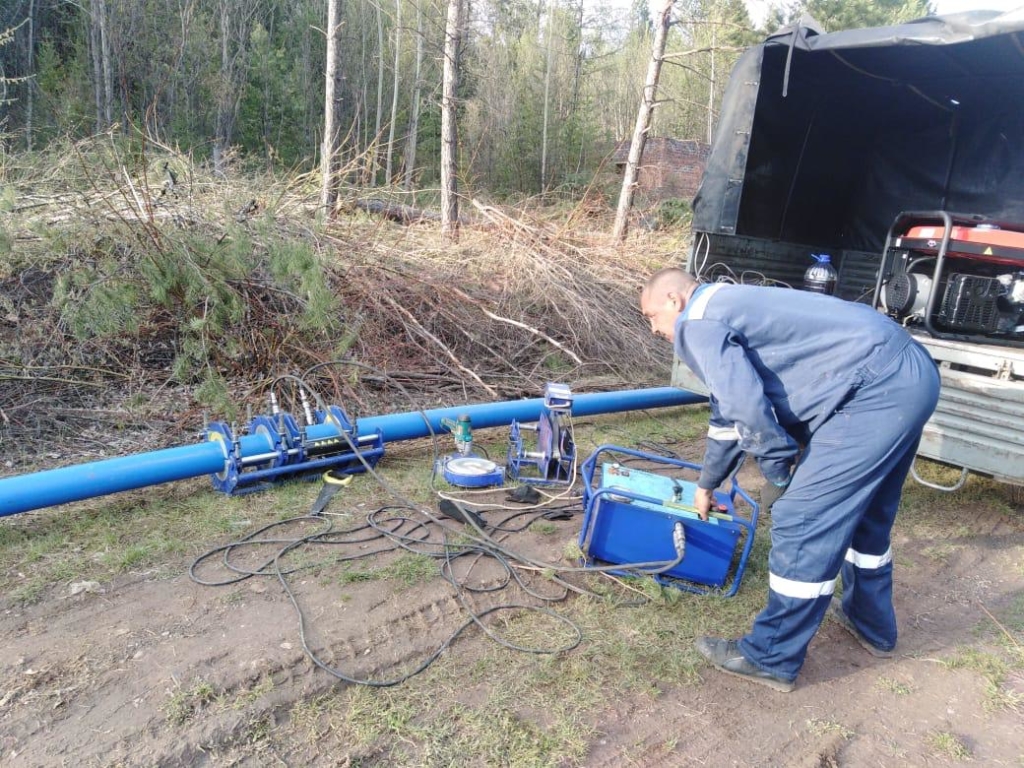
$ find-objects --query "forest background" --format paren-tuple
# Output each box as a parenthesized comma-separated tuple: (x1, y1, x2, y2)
(0, 0, 935, 200)
(0, 0, 935, 424)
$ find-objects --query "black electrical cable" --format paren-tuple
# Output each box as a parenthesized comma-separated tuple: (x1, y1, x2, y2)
(191, 361, 674, 687)
(635, 440, 682, 459)
(445, 497, 688, 577)
(485, 505, 576, 533)
(189, 498, 592, 687)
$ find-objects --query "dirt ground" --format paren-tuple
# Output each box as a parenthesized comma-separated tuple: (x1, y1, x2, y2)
(1, 440, 1023, 768)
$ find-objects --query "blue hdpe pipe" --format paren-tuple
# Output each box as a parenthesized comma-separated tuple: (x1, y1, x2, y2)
(0, 386, 706, 517)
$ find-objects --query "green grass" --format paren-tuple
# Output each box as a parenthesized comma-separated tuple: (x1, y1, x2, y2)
(578, 405, 709, 457)
(876, 676, 913, 695)
(941, 645, 1024, 712)
(228, 676, 275, 710)
(806, 717, 854, 739)
(920, 542, 957, 564)
(898, 460, 1023, 534)
(335, 553, 439, 586)
(326, 660, 594, 767)
(380, 553, 439, 585)
(928, 730, 972, 761)
(0, 470, 370, 608)
(164, 678, 218, 725)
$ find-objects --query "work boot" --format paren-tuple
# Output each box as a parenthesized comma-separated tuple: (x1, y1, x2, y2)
(695, 637, 795, 693)
(828, 601, 895, 658)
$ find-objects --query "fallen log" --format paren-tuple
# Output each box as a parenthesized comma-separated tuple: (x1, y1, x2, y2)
(354, 199, 442, 224)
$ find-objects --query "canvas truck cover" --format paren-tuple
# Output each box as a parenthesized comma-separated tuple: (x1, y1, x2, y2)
(684, 9, 1024, 487)
(693, 9, 1024, 253)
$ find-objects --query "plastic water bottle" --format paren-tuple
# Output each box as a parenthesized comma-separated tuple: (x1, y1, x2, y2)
(803, 254, 837, 295)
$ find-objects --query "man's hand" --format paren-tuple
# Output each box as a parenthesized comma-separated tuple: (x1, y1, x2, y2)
(760, 480, 788, 513)
(694, 487, 714, 521)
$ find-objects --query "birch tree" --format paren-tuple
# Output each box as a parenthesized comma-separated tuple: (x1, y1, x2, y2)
(384, 0, 402, 183)
(440, 0, 462, 240)
(321, 0, 342, 214)
(613, 0, 675, 241)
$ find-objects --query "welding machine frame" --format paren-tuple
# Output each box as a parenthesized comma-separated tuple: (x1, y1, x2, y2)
(205, 403, 384, 495)
(578, 445, 759, 597)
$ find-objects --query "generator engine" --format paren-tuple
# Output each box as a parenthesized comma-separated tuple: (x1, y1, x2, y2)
(875, 214, 1024, 346)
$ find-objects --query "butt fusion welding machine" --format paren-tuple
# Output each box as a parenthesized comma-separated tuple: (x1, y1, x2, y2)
(204, 391, 383, 494)
(442, 387, 759, 594)
(205, 385, 758, 594)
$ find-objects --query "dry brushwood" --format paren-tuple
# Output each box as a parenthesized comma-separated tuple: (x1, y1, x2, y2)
(1, 142, 674, 461)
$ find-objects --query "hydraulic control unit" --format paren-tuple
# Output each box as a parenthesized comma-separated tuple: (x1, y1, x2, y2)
(578, 445, 759, 596)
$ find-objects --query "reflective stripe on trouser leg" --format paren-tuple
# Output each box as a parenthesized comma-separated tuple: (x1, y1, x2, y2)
(739, 342, 939, 680)
(839, 435, 920, 652)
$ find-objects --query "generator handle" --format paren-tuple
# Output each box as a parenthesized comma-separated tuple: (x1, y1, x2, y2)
(874, 210, 953, 312)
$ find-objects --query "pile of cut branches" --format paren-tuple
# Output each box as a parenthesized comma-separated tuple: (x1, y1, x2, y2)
(0, 139, 684, 461)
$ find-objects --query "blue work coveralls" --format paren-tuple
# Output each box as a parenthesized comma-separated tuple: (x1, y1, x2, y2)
(675, 283, 940, 681)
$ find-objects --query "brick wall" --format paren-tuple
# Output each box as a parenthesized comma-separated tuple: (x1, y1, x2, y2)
(613, 138, 711, 202)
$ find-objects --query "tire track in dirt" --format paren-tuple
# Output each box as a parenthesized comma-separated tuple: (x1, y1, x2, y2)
(2, 556, 567, 766)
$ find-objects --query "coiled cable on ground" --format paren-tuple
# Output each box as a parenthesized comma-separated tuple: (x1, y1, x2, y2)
(189, 361, 683, 686)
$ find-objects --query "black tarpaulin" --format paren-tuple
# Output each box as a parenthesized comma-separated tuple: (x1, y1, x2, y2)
(693, 9, 1024, 252)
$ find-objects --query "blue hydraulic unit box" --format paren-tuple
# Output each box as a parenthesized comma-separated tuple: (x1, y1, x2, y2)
(578, 445, 759, 596)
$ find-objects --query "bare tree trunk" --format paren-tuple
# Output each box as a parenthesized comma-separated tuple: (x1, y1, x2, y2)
(89, 2, 103, 132)
(97, 0, 113, 128)
(540, 0, 555, 192)
(613, 0, 675, 242)
(302, 7, 316, 149)
(707, 21, 715, 144)
(360, 0, 370, 176)
(213, 2, 231, 174)
(402, 0, 424, 191)
(321, 0, 342, 215)
(570, 0, 585, 174)
(25, 0, 35, 150)
(384, 0, 402, 184)
(372, 0, 385, 184)
(261, 12, 275, 166)
(441, 0, 463, 241)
